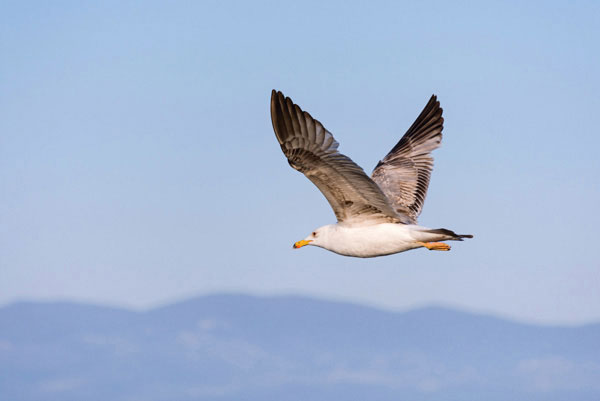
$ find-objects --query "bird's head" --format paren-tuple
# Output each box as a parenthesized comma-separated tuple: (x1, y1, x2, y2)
(293, 225, 333, 249)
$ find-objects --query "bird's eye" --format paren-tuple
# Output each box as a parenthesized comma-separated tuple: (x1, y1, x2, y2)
(312, 231, 317, 237)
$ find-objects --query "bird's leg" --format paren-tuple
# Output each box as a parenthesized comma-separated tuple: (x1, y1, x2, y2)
(417, 242, 451, 251)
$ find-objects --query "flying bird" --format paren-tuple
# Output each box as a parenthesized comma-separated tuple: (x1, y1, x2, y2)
(270, 90, 472, 258)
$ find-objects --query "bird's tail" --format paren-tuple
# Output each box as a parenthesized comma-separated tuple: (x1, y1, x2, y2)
(425, 228, 473, 241)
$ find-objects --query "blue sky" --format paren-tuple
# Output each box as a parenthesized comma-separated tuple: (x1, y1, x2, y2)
(1, 1, 599, 324)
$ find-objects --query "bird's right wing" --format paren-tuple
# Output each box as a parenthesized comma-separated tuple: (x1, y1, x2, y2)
(371, 95, 444, 224)
(271, 90, 400, 224)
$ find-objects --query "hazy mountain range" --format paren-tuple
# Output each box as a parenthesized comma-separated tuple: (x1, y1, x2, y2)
(1, 294, 599, 401)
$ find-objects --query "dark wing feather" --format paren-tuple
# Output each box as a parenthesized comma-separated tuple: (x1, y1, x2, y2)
(271, 90, 400, 224)
(371, 95, 444, 224)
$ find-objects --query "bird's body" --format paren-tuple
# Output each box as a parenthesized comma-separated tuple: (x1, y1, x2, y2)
(303, 223, 462, 258)
(270, 89, 472, 258)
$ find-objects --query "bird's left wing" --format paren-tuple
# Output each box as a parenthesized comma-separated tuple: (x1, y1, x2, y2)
(271, 90, 400, 224)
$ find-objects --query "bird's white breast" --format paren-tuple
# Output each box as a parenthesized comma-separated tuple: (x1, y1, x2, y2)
(319, 223, 422, 258)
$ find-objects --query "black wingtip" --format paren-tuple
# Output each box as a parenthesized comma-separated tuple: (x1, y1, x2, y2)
(270, 90, 283, 142)
(271, 89, 280, 103)
(428, 94, 440, 109)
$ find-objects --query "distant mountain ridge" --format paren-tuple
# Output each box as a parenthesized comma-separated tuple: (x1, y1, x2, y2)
(1, 294, 599, 401)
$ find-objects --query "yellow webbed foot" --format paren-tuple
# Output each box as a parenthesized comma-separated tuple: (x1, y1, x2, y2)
(418, 242, 451, 251)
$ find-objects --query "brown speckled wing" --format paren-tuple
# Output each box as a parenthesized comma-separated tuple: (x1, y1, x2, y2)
(271, 90, 400, 224)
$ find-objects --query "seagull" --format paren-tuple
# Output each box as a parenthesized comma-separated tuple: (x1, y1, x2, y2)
(270, 90, 472, 258)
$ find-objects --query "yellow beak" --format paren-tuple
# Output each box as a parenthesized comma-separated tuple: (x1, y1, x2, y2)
(293, 239, 312, 249)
